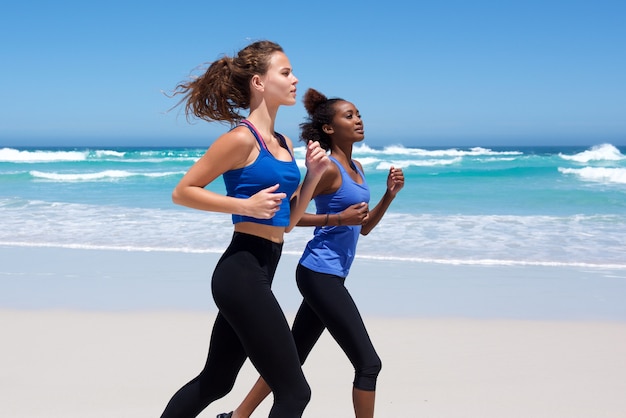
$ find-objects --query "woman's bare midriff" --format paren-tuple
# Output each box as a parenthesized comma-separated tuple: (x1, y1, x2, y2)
(234, 222, 286, 244)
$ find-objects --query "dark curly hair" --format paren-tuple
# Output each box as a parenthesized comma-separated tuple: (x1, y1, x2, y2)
(171, 40, 284, 125)
(299, 88, 344, 151)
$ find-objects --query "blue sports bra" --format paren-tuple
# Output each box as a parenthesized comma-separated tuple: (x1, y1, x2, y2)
(222, 120, 301, 227)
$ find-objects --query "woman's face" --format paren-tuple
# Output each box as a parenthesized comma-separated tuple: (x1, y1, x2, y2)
(330, 101, 365, 143)
(257, 51, 299, 107)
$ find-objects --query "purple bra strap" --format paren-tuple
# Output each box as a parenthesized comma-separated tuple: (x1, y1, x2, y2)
(239, 119, 268, 150)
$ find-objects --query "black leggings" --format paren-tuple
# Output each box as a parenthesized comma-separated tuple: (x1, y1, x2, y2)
(292, 264, 382, 391)
(160, 232, 310, 418)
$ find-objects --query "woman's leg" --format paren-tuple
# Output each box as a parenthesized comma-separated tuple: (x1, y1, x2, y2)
(229, 298, 326, 418)
(291, 297, 327, 363)
(160, 313, 248, 418)
(161, 233, 310, 418)
(215, 233, 310, 418)
(296, 264, 382, 418)
(352, 388, 377, 418)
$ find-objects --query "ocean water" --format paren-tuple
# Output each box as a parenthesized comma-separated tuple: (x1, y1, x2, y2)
(1, 143, 625, 269)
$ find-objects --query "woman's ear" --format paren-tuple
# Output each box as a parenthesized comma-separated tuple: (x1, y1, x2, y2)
(251, 74, 264, 92)
(322, 124, 334, 134)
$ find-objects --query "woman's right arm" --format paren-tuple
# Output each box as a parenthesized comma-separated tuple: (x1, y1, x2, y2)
(172, 129, 287, 219)
(295, 163, 368, 227)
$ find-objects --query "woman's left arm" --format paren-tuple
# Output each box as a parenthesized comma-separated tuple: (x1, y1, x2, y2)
(286, 140, 329, 232)
(360, 165, 404, 235)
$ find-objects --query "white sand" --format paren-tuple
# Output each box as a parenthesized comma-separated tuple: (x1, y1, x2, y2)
(2, 246, 626, 416)
(2, 310, 626, 418)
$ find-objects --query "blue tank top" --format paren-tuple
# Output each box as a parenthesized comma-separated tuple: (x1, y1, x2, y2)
(299, 156, 370, 277)
(222, 120, 301, 227)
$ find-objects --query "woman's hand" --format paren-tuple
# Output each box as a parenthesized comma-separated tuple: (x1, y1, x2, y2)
(245, 184, 287, 219)
(340, 202, 370, 225)
(304, 141, 330, 179)
(387, 166, 404, 197)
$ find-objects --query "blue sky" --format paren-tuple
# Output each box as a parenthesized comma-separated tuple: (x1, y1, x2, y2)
(1, 0, 625, 148)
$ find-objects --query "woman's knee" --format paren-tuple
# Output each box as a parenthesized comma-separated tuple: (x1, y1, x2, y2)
(197, 372, 235, 401)
(274, 380, 311, 415)
(293, 379, 311, 405)
(293, 382, 312, 410)
(353, 356, 382, 391)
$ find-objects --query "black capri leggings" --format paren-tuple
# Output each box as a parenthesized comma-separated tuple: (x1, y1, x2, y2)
(291, 263, 382, 391)
(160, 232, 310, 418)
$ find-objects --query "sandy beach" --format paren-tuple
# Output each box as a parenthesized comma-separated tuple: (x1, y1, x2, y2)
(2, 247, 626, 417)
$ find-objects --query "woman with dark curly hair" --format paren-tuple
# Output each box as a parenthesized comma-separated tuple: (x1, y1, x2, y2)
(217, 88, 405, 418)
(159, 41, 329, 418)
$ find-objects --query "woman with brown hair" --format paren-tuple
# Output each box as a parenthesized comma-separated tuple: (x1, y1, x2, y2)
(159, 41, 329, 418)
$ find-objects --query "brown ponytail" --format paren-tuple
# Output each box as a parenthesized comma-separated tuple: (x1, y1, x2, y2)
(171, 40, 284, 124)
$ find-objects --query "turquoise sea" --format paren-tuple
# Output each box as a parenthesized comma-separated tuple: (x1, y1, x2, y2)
(1, 143, 625, 269)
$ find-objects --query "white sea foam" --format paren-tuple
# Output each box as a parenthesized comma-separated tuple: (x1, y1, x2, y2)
(0, 147, 88, 162)
(29, 170, 184, 181)
(93, 150, 126, 158)
(375, 157, 462, 170)
(3, 239, 623, 270)
(355, 144, 522, 157)
(2, 199, 624, 270)
(115, 157, 199, 164)
(559, 143, 625, 163)
(355, 157, 380, 166)
(291, 143, 514, 170)
(558, 167, 626, 184)
(292, 144, 522, 159)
